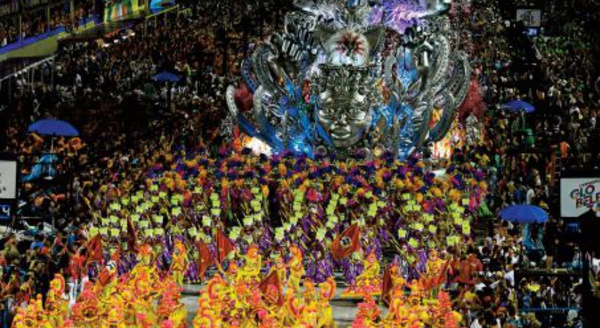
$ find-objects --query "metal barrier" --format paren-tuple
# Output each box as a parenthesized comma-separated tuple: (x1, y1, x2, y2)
(520, 307, 580, 312)
(0, 55, 56, 104)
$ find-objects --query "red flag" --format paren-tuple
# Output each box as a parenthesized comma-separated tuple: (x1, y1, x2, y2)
(68, 252, 86, 278)
(86, 235, 103, 265)
(214, 229, 235, 264)
(259, 270, 284, 306)
(431, 260, 451, 289)
(97, 263, 116, 287)
(331, 223, 361, 261)
(196, 240, 214, 282)
(381, 265, 394, 307)
(126, 217, 137, 252)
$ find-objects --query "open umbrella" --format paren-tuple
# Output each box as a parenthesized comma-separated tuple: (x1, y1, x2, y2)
(502, 100, 535, 113)
(500, 204, 549, 224)
(153, 71, 181, 109)
(501, 204, 549, 268)
(153, 71, 181, 83)
(28, 119, 79, 137)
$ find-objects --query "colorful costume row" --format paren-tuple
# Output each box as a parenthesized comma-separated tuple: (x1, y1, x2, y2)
(30, 146, 489, 327)
(353, 291, 462, 328)
(12, 245, 187, 328)
(191, 244, 462, 328)
(92, 148, 487, 288)
(14, 237, 477, 327)
(194, 246, 336, 328)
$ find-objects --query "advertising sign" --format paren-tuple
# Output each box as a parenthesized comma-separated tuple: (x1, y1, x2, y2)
(561, 177, 600, 218)
(0, 160, 17, 200)
(0, 202, 11, 220)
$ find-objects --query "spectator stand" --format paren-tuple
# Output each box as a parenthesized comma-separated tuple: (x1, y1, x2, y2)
(137, 3, 180, 37)
(56, 19, 135, 44)
(57, 2, 180, 44)
(0, 55, 55, 105)
(0, 0, 101, 58)
(0, 0, 20, 48)
(515, 268, 583, 327)
(580, 212, 600, 327)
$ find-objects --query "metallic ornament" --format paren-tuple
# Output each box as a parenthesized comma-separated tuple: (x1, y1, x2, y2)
(227, 0, 470, 159)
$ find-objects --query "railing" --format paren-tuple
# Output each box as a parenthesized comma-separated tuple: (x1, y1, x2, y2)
(0, 15, 101, 56)
(520, 307, 580, 313)
(0, 55, 55, 104)
(518, 307, 581, 327)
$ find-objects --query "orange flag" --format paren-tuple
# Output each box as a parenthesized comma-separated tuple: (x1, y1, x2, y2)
(259, 270, 284, 306)
(331, 223, 361, 261)
(196, 240, 214, 282)
(214, 229, 235, 264)
(432, 260, 451, 287)
(86, 234, 103, 265)
(381, 264, 394, 307)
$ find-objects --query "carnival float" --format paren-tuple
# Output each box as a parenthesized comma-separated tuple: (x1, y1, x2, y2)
(227, 0, 471, 160)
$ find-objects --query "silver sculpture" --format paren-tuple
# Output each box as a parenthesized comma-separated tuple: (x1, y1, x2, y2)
(227, 0, 471, 159)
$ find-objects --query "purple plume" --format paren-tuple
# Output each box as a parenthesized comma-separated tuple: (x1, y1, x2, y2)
(382, 0, 427, 33)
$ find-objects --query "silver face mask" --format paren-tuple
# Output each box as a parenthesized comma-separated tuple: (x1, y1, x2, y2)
(316, 65, 374, 147)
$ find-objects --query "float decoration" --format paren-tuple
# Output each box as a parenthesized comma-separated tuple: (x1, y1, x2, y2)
(227, 0, 471, 159)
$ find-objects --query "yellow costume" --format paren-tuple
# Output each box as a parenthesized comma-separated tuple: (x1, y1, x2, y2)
(171, 240, 189, 287)
(101, 308, 127, 328)
(317, 278, 337, 328)
(13, 300, 52, 328)
(287, 246, 305, 294)
(386, 288, 409, 326)
(344, 251, 382, 297)
(238, 244, 262, 285)
(271, 255, 287, 288)
(45, 274, 69, 327)
(426, 250, 445, 278)
(422, 250, 447, 295)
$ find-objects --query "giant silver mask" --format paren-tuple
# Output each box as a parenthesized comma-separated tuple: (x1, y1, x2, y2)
(226, 0, 471, 159)
(316, 65, 374, 147)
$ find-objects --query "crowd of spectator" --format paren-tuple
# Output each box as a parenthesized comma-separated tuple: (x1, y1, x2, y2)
(1, 1, 290, 325)
(0, 0, 96, 50)
(0, 0, 599, 327)
(448, 0, 600, 326)
(0, 18, 18, 47)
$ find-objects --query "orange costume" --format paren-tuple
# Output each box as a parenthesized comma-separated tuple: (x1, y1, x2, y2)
(157, 281, 188, 328)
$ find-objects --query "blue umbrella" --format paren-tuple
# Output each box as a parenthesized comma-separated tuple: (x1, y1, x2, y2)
(153, 71, 181, 83)
(503, 100, 535, 113)
(500, 204, 549, 224)
(28, 119, 79, 137)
